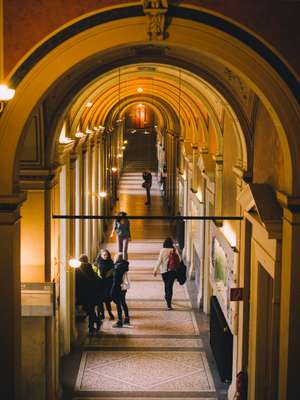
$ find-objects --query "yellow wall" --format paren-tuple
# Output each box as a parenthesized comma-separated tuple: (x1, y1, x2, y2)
(21, 191, 45, 282)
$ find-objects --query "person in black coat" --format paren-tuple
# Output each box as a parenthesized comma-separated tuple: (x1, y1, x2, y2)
(142, 170, 152, 205)
(95, 249, 115, 320)
(110, 254, 130, 328)
(76, 254, 103, 336)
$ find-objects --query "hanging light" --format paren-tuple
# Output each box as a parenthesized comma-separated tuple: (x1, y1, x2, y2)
(69, 258, 81, 269)
(137, 87, 143, 93)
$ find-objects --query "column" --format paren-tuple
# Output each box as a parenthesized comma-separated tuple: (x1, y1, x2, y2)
(0, 194, 25, 400)
(69, 153, 77, 343)
(191, 144, 198, 193)
(278, 204, 300, 399)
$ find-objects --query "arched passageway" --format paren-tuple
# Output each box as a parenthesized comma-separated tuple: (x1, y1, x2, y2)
(0, 4, 300, 400)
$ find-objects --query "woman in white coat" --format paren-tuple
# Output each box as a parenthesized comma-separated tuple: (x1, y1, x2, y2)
(154, 237, 180, 310)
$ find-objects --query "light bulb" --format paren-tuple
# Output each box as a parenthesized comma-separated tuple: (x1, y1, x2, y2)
(69, 258, 81, 268)
(137, 87, 143, 93)
(0, 84, 15, 101)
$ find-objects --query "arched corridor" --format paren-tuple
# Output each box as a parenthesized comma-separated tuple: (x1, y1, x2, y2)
(0, 3, 300, 400)
(61, 167, 225, 399)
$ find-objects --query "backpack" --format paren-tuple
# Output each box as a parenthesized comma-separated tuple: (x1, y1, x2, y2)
(167, 249, 180, 271)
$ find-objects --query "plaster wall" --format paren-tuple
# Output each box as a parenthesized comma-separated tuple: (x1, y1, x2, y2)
(21, 318, 46, 400)
(21, 191, 45, 282)
(4, 1, 300, 77)
(20, 191, 47, 400)
(253, 103, 285, 191)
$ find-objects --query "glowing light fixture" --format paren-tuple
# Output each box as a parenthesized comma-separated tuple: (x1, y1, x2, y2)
(59, 136, 74, 144)
(138, 103, 144, 108)
(85, 127, 93, 134)
(86, 101, 93, 108)
(121, 145, 126, 150)
(137, 87, 143, 93)
(0, 84, 15, 101)
(69, 258, 81, 269)
(99, 191, 107, 198)
(99, 125, 105, 132)
(111, 167, 118, 173)
(124, 140, 128, 144)
(75, 131, 85, 138)
(117, 153, 122, 158)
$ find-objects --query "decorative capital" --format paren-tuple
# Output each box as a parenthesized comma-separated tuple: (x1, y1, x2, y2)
(142, 1, 168, 40)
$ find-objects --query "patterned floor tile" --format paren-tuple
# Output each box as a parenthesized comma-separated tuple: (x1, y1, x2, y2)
(98, 309, 199, 336)
(86, 337, 203, 348)
(126, 281, 188, 300)
(76, 351, 215, 392)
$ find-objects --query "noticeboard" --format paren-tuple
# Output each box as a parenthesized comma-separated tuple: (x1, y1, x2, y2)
(21, 282, 55, 317)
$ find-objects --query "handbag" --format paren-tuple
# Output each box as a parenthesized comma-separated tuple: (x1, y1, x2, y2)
(121, 271, 131, 291)
(176, 261, 187, 285)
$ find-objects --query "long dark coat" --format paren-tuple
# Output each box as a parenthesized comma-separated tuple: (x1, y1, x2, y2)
(95, 255, 114, 301)
(110, 259, 129, 301)
(75, 262, 104, 307)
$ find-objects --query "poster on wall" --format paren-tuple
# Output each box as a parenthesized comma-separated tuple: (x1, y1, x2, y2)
(210, 223, 238, 334)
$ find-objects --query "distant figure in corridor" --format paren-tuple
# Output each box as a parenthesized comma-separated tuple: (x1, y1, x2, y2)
(95, 248, 115, 321)
(76, 254, 103, 336)
(110, 211, 131, 260)
(154, 237, 181, 310)
(142, 170, 152, 205)
(110, 254, 131, 328)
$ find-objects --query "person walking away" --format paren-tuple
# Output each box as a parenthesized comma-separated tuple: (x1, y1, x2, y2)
(159, 165, 167, 195)
(110, 211, 131, 260)
(153, 237, 181, 310)
(95, 248, 115, 320)
(110, 254, 130, 328)
(142, 170, 152, 205)
(76, 254, 103, 336)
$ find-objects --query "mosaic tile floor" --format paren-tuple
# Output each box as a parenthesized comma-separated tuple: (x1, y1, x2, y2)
(69, 171, 223, 400)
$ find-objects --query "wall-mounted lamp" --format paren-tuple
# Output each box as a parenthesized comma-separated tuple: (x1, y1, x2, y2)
(69, 258, 81, 269)
(99, 191, 107, 198)
(75, 131, 86, 138)
(0, 84, 15, 113)
(59, 136, 74, 144)
(121, 145, 126, 150)
(124, 140, 128, 144)
(86, 101, 93, 108)
(111, 167, 118, 173)
(117, 153, 122, 158)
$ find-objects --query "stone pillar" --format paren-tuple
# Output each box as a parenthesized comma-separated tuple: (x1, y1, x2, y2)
(214, 155, 223, 216)
(69, 153, 77, 343)
(278, 202, 300, 399)
(191, 144, 198, 193)
(0, 194, 25, 400)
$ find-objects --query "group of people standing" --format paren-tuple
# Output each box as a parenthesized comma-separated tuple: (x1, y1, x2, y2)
(75, 249, 130, 336)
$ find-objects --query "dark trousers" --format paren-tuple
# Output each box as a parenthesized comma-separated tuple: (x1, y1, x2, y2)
(114, 291, 129, 322)
(145, 185, 151, 203)
(83, 304, 97, 330)
(98, 300, 112, 316)
(162, 271, 177, 307)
